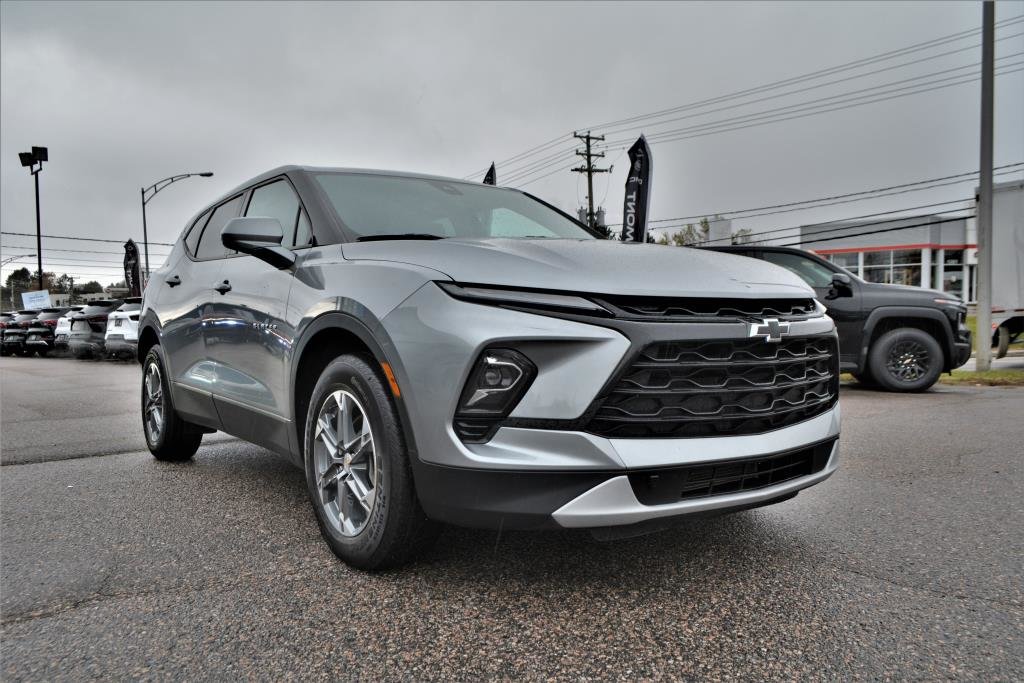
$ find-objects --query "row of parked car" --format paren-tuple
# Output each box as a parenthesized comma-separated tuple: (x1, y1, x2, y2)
(0, 298, 141, 360)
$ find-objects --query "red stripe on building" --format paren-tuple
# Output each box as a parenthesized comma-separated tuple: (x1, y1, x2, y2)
(812, 243, 977, 255)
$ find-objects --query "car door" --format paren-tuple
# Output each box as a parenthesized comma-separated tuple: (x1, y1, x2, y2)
(160, 197, 242, 426)
(758, 250, 863, 365)
(203, 178, 303, 453)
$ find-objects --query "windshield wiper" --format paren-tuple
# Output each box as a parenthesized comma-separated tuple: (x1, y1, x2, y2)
(355, 233, 446, 242)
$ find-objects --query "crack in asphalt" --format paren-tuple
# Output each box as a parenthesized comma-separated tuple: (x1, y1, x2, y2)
(0, 436, 241, 467)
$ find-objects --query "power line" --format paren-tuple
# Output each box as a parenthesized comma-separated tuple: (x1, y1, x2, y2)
(664, 197, 974, 245)
(598, 41, 1023, 141)
(480, 15, 1023, 179)
(0, 244, 172, 256)
(509, 63, 1024, 188)
(775, 214, 975, 248)
(586, 14, 1024, 131)
(608, 163, 1023, 226)
(599, 59, 1024, 149)
(0, 231, 174, 246)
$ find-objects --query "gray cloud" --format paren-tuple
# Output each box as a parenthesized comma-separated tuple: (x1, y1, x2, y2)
(2, 1, 1021, 284)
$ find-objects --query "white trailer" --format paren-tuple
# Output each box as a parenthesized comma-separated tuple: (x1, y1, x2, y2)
(989, 179, 1024, 357)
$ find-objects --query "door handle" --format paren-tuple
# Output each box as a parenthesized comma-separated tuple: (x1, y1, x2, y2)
(165, 275, 181, 287)
(214, 280, 232, 295)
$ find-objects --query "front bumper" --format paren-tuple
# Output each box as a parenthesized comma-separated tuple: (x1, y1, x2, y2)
(384, 283, 841, 530)
(414, 404, 840, 529)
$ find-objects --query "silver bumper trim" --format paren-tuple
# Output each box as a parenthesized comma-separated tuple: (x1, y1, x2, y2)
(552, 441, 840, 528)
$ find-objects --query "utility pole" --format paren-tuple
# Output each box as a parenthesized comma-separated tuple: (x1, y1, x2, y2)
(571, 131, 611, 229)
(976, 0, 995, 372)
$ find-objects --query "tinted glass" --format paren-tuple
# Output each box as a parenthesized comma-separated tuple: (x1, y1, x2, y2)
(195, 196, 244, 260)
(36, 310, 68, 321)
(245, 180, 301, 247)
(12, 313, 39, 322)
(184, 210, 212, 256)
(315, 173, 593, 241)
(80, 303, 120, 316)
(294, 209, 312, 248)
(760, 251, 835, 288)
(117, 302, 142, 312)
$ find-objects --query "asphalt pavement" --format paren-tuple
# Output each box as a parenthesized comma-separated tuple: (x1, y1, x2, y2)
(1, 355, 1022, 680)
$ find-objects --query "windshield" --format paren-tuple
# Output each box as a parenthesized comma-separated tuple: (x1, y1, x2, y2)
(315, 173, 595, 241)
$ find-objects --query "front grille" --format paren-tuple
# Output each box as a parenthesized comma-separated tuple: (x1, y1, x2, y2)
(587, 335, 838, 438)
(594, 296, 817, 321)
(628, 438, 835, 505)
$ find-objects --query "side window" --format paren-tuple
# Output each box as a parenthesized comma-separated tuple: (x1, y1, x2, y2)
(245, 179, 301, 247)
(761, 251, 835, 288)
(195, 195, 244, 260)
(184, 210, 211, 256)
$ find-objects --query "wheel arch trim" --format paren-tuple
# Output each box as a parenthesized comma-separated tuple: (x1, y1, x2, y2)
(287, 309, 421, 464)
(860, 306, 956, 373)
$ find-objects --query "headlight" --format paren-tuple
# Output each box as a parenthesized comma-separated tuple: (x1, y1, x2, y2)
(436, 282, 610, 316)
(456, 348, 536, 417)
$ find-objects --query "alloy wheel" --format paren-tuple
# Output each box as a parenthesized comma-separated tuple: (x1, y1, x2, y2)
(143, 362, 165, 442)
(312, 389, 379, 537)
(885, 340, 930, 382)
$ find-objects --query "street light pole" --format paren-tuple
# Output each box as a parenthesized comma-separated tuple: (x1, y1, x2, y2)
(140, 172, 214, 282)
(18, 146, 47, 292)
(34, 169, 42, 290)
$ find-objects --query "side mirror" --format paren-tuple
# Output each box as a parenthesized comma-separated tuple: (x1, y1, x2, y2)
(826, 272, 853, 299)
(221, 217, 296, 270)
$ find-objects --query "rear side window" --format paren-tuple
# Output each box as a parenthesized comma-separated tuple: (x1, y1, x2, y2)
(79, 303, 119, 316)
(195, 196, 244, 260)
(184, 210, 212, 256)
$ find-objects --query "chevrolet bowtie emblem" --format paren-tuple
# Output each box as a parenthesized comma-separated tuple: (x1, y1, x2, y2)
(749, 318, 790, 343)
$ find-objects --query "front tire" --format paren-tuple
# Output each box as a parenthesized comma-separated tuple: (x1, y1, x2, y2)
(868, 328, 943, 392)
(303, 354, 438, 570)
(142, 346, 203, 461)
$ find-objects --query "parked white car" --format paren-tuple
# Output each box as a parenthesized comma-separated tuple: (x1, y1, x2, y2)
(53, 306, 84, 351)
(104, 297, 141, 359)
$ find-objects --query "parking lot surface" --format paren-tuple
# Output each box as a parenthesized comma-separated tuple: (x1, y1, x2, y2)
(1, 355, 1022, 680)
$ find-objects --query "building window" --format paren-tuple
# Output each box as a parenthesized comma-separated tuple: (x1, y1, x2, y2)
(827, 252, 859, 275)
(861, 249, 922, 285)
(942, 249, 965, 297)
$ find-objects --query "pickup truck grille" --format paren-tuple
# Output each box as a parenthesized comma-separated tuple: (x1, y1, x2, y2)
(586, 335, 838, 438)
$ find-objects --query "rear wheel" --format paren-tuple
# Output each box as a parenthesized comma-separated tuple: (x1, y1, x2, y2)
(868, 328, 943, 392)
(303, 354, 438, 570)
(36, 348, 49, 358)
(142, 346, 203, 461)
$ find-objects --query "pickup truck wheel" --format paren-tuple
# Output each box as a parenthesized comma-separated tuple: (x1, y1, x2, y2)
(868, 328, 943, 392)
(303, 354, 439, 570)
(142, 346, 203, 461)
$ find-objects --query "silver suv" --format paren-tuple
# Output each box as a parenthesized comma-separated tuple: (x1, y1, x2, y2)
(139, 166, 840, 568)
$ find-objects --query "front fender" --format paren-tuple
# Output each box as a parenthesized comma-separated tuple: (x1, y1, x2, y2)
(860, 306, 956, 372)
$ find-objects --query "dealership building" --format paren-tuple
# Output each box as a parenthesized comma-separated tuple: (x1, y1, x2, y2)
(799, 179, 1023, 303)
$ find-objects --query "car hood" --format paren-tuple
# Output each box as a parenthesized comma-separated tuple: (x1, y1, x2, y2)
(343, 238, 813, 298)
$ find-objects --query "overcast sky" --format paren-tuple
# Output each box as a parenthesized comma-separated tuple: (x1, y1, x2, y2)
(2, 1, 1022, 285)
